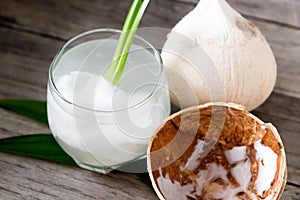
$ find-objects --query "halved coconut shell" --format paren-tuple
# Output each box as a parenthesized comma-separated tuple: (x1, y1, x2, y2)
(147, 103, 286, 200)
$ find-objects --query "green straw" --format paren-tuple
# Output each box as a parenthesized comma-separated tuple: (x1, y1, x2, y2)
(106, 0, 150, 85)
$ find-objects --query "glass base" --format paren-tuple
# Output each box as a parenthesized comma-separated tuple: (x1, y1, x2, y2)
(75, 161, 114, 174)
(73, 155, 148, 174)
(116, 155, 147, 173)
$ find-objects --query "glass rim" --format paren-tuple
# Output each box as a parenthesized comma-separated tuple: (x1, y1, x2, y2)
(49, 28, 165, 114)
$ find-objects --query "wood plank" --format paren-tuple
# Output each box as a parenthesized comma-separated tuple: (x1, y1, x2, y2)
(254, 93, 300, 123)
(0, 0, 299, 198)
(0, 27, 61, 87)
(0, 153, 158, 200)
(250, 19, 300, 77)
(0, 0, 130, 40)
(1, 0, 299, 99)
(0, 103, 155, 198)
(282, 184, 300, 200)
(0, 108, 49, 138)
(0, 26, 59, 100)
(177, 0, 300, 28)
(0, 76, 46, 100)
(288, 167, 300, 187)
(0, 94, 299, 198)
(228, 0, 300, 29)
(276, 74, 300, 99)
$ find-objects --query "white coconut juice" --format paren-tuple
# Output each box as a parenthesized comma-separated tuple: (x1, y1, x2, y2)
(47, 38, 170, 173)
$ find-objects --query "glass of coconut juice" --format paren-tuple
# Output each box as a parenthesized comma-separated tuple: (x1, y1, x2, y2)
(47, 29, 170, 174)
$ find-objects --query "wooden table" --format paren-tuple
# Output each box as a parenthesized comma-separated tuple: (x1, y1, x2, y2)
(0, 0, 299, 199)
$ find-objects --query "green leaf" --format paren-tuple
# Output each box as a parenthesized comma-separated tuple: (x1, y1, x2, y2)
(0, 134, 77, 166)
(0, 99, 48, 125)
(0, 134, 152, 180)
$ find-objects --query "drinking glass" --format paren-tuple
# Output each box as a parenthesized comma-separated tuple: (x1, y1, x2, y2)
(47, 29, 170, 174)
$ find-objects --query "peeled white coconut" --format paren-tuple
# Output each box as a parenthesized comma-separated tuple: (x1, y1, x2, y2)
(162, 0, 277, 111)
(147, 103, 286, 200)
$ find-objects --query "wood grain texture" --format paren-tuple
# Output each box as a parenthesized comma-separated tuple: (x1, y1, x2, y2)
(0, 152, 158, 200)
(0, 108, 49, 138)
(0, 0, 299, 199)
(1, 93, 299, 199)
(0, 26, 60, 100)
(179, 0, 300, 28)
(1, 0, 299, 99)
(227, 0, 300, 28)
(158, 0, 300, 99)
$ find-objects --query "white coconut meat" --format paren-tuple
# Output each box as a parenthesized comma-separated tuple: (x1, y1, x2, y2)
(254, 140, 278, 197)
(147, 103, 286, 200)
(154, 142, 278, 200)
(162, 0, 277, 111)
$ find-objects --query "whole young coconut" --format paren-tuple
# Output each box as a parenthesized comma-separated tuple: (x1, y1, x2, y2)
(147, 103, 286, 200)
(162, 0, 277, 111)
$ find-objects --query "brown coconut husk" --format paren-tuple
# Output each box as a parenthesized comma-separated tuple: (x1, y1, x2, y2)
(147, 102, 286, 200)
